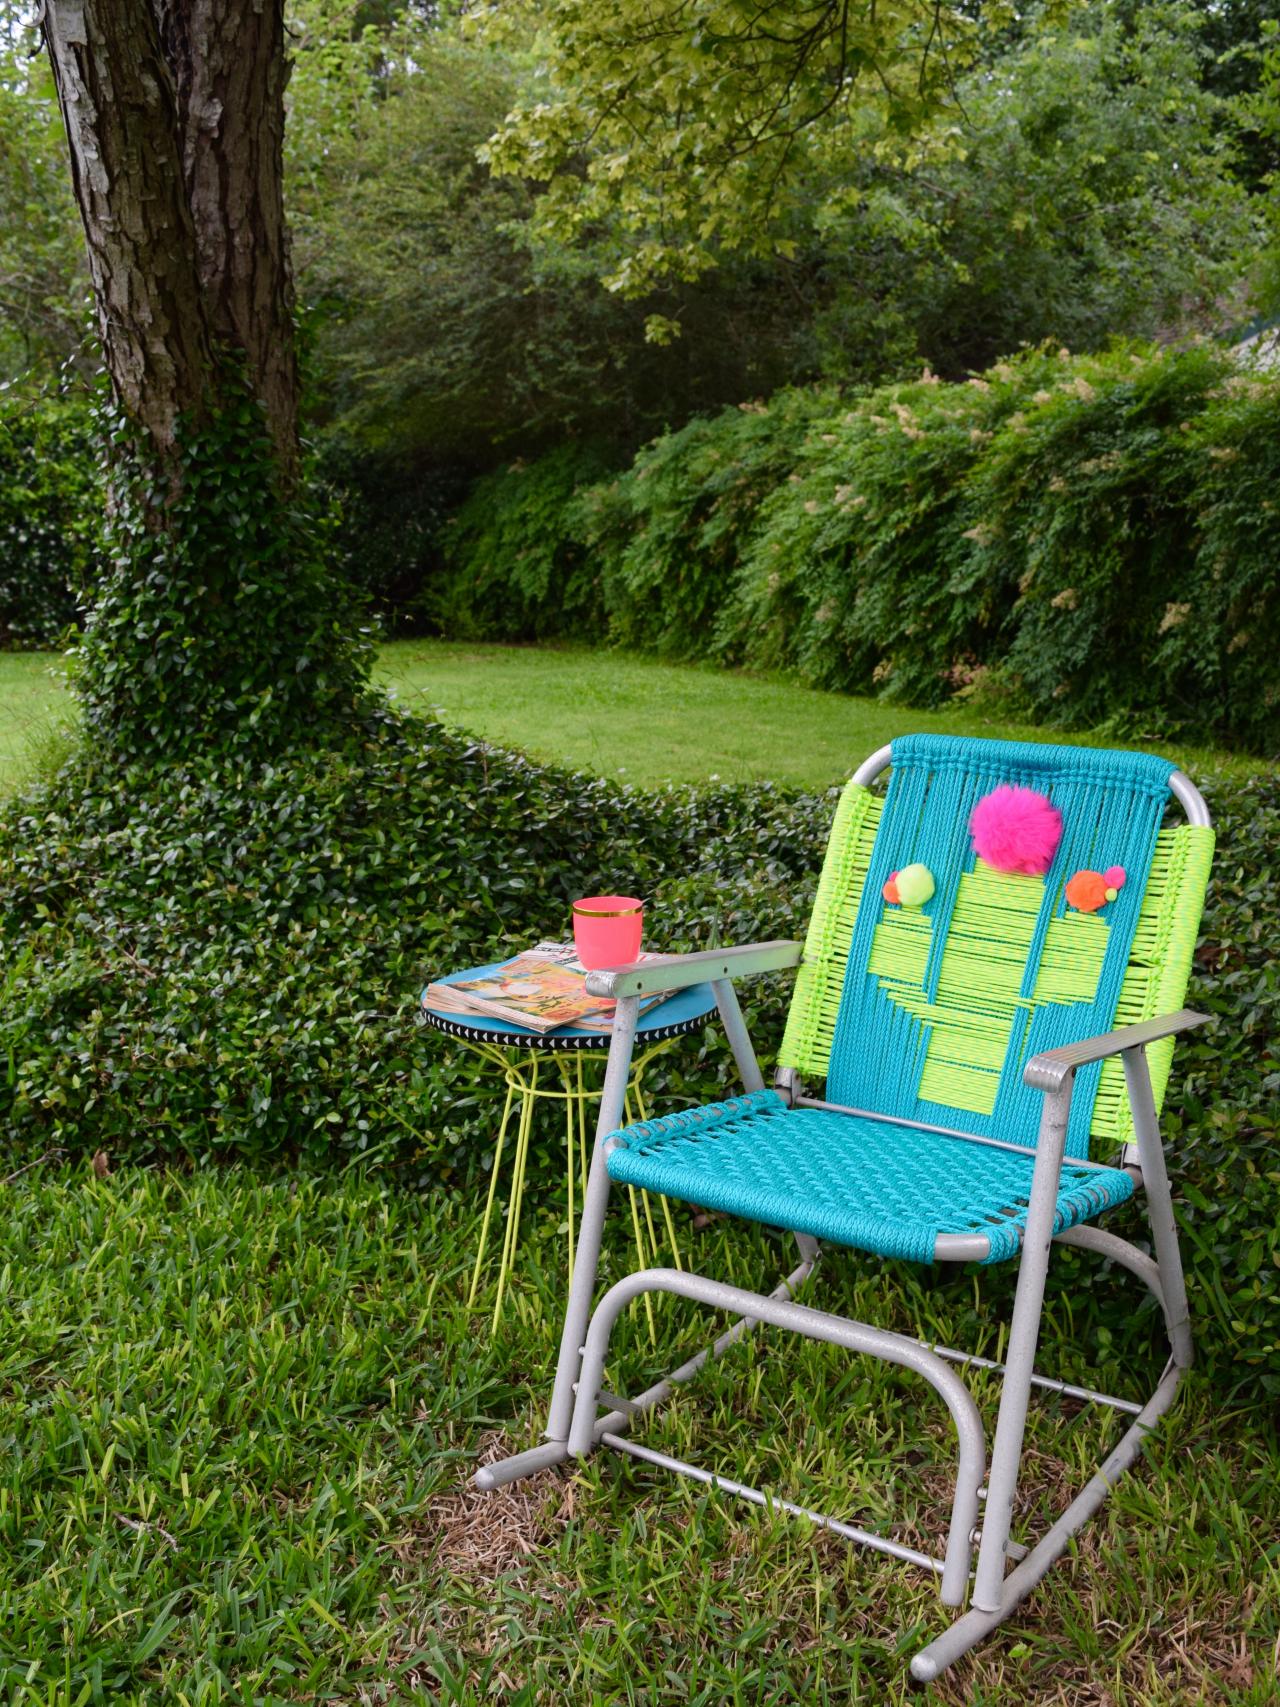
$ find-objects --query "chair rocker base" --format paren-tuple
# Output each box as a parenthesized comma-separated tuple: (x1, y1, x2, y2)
(474, 1241, 819, 1494)
(477, 1216, 1188, 1686)
(474, 902, 1204, 1687)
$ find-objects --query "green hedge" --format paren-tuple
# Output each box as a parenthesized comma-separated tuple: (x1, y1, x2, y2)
(431, 443, 618, 639)
(0, 395, 103, 647)
(438, 345, 1280, 751)
(0, 711, 1274, 1393)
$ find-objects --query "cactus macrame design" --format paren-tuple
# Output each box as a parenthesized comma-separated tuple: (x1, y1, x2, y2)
(868, 859, 1109, 1116)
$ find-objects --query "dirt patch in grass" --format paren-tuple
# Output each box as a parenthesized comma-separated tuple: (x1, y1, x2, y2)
(397, 1428, 577, 1579)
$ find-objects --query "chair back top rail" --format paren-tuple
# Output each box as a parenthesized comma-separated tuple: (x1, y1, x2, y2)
(851, 742, 1211, 827)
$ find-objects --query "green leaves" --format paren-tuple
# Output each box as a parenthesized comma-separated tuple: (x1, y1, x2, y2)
(433, 444, 618, 640)
(475, 0, 1249, 344)
(76, 373, 372, 765)
(0, 395, 101, 647)
(480, 0, 982, 298)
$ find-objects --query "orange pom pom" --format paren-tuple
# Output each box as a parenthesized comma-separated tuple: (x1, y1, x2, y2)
(882, 874, 901, 905)
(1065, 869, 1109, 912)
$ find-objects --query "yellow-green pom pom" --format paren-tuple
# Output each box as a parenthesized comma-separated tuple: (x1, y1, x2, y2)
(894, 862, 935, 908)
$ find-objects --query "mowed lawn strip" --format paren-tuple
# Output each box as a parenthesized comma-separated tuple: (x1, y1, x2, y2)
(0, 652, 74, 794)
(0, 1160, 1275, 1702)
(0, 643, 1258, 797)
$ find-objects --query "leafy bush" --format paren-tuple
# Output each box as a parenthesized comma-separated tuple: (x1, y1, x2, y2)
(0, 395, 102, 647)
(434, 444, 619, 639)
(0, 709, 1273, 1392)
(721, 356, 1068, 692)
(1161, 769, 1280, 1389)
(0, 704, 817, 1177)
(577, 390, 838, 656)
(80, 389, 372, 762)
(435, 344, 1280, 751)
(969, 348, 1270, 744)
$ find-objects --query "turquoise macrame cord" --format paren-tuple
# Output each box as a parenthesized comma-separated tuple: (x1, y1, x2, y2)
(824, 736, 1175, 1158)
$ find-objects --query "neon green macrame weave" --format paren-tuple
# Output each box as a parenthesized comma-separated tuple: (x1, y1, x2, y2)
(865, 863, 1111, 1117)
(779, 783, 881, 1074)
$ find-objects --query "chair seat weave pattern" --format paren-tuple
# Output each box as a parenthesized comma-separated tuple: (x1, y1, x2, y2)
(604, 1090, 1135, 1265)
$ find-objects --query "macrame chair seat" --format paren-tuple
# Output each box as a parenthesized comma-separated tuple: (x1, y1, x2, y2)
(605, 1090, 1136, 1266)
(474, 735, 1215, 1686)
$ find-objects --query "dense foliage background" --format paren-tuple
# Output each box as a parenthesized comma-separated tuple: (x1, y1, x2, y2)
(0, 394, 99, 646)
(0, 0, 1274, 1422)
(3, 1, 1279, 684)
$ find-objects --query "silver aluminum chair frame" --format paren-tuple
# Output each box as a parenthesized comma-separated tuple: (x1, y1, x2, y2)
(476, 744, 1211, 1684)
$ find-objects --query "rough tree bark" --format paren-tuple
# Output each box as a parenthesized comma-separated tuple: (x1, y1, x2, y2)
(42, 0, 298, 478)
(38, 0, 362, 761)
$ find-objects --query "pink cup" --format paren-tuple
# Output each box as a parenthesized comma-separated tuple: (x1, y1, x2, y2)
(572, 895, 644, 970)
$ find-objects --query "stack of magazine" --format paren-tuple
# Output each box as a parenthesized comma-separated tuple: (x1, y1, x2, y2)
(422, 941, 673, 1035)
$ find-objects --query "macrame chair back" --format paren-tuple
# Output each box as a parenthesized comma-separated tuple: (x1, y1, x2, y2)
(779, 736, 1214, 1160)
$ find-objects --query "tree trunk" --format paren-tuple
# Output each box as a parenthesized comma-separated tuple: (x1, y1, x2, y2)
(158, 0, 300, 476)
(42, 0, 298, 476)
(40, 0, 365, 760)
(41, 0, 217, 456)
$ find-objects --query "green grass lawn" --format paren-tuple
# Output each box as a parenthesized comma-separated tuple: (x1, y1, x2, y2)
(0, 642, 1257, 798)
(0, 651, 74, 794)
(375, 640, 1258, 787)
(1, 1160, 1275, 1703)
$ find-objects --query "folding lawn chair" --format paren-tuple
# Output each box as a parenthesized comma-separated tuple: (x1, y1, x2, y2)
(476, 735, 1214, 1683)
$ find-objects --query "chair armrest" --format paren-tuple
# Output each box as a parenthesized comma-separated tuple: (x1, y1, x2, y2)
(1024, 1009, 1209, 1095)
(584, 940, 802, 999)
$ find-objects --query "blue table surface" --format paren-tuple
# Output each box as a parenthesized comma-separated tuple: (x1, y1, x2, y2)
(421, 960, 718, 1041)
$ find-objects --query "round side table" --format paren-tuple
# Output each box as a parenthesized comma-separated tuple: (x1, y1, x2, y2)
(421, 967, 717, 1333)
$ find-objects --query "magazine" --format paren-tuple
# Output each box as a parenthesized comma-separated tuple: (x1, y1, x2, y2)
(422, 942, 672, 1034)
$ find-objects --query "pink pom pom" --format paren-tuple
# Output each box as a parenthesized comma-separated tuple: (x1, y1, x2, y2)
(969, 785, 1063, 876)
(1103, 865, 1126, 890)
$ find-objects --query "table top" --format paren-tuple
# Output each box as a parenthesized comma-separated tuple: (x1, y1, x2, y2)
(419, 960, 718, 1051)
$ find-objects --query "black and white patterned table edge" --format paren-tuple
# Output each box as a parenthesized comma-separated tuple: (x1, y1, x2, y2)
(418, 1006, 714, 1052)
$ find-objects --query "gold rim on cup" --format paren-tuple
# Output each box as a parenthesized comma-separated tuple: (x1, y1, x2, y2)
(571, 900, 645, 918)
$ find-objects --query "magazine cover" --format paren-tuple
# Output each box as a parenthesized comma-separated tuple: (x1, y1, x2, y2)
(423, 943, 668, 1034)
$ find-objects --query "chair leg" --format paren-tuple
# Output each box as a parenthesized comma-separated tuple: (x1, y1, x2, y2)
(971, 1084, 1072, 1612)
(474, 997, 641, 1490)
(911, 1352, 1185, 1682)
(920, 1059, 1191, 1678)
(566, 1265, 986, 1607)
(1122, 1045, 1193, 1369)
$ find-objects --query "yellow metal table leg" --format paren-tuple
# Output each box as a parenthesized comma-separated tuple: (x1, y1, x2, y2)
(468, 1076, 517, 1308)
(630, 1044, 685, 1272)
(626, 1183, 659, 1345)
(492, 1053, 539, 1331)
(462, 1032, 689, 1334)
(560, 1056, 577, 1287)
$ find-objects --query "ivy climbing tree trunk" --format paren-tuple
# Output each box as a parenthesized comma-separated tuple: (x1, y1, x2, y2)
(41, 0, 364, 758)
